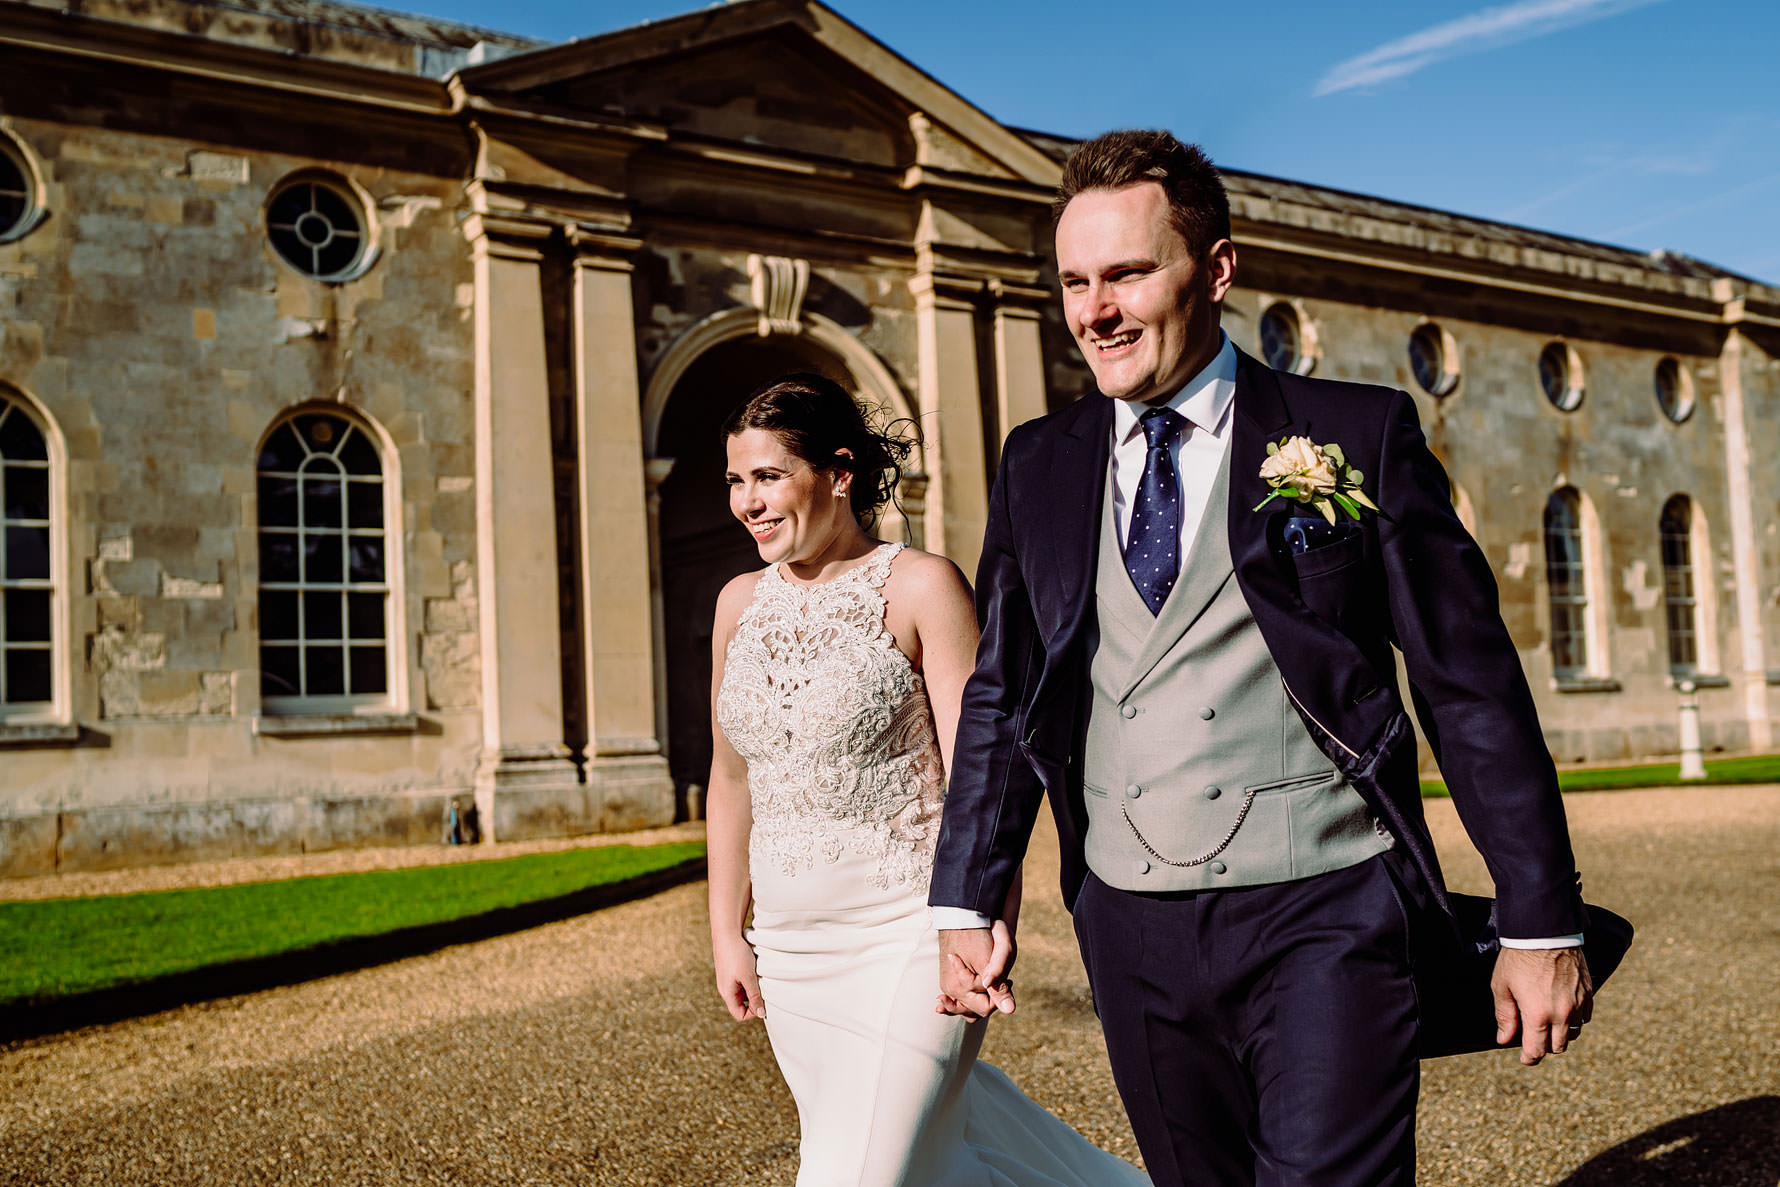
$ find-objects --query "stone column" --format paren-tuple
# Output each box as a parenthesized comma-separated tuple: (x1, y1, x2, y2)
(1717, 320, 1771, 750)
(909, 273, 989, 577)
(570, 230, 675, 830)
(643, 457, 676, 795)
(465, 210, 580, 840)
(989, 279, 1051, 465)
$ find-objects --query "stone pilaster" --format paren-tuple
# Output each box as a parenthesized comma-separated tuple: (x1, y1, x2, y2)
(465, 207, 580, 840)
(643, 456, 676, 796)
(1717, 319, 1772, 749)
(989, 278, 1052, 460)
(569, 229, 674, 830)
(908, 272, 989, 577)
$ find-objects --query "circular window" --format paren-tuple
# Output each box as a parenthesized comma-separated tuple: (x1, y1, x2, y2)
(0, 134, 44, 244)
(1654, 357, 1694, 423)
(1259, 303, 1301, 373)
(1408, 322, 1459, 397)
(1539, 341, 1584, 411)
(266, 174, 375, 281)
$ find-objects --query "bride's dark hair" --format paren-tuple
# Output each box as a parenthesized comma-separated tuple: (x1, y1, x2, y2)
(721, 372, 917, 529)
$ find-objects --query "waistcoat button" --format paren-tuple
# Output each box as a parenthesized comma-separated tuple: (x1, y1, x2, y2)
(1203, 785, 1221, 800)
(1120, 705, 1138, 719)
(1198, 706, 1215, 720)
(1135, 859, 1150, 875)
(1127, 784, 1143, 799)
(1209, 860, 1228, 875)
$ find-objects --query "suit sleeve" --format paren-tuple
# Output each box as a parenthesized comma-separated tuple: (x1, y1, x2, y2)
(928, 435, 1049, 917)
(1374, 390, 1588, 938)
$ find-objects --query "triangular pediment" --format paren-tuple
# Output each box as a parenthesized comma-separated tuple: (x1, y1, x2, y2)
(456, 0, 1058, 185)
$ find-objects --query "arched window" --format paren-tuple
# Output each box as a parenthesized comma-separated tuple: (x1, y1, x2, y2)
(1543, 487, 1589, 678)
(1660, 495, 1698, 674)
(1, 397, 53, 713)
(257, 411, 392, 712)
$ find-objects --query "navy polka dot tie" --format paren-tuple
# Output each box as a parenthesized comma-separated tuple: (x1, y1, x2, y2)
(1125, 407, 1188, 615)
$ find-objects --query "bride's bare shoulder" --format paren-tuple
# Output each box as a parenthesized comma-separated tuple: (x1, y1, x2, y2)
(885, 546, 972, 606)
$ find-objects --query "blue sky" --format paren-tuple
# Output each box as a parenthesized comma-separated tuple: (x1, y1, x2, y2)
(409, 0, 1780, 282)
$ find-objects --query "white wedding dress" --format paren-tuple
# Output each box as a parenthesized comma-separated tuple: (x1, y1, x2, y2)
(717, 542, 1148, 1187)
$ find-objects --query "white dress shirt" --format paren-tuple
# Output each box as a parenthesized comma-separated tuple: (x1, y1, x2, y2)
(933, 333, 1580, 947)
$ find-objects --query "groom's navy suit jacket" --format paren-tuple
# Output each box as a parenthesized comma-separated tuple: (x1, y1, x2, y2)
(931, 347, 1589, 942)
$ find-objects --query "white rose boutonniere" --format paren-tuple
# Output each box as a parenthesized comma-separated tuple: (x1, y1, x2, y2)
(1253, 435, 1379, 524)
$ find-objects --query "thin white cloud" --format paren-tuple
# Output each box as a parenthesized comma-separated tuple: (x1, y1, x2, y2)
(1315, 0, 1668, 97)
(1603, 172, 1780, 240)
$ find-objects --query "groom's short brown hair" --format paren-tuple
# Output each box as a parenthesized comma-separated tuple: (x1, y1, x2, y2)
(1053, 130, 1231, 260)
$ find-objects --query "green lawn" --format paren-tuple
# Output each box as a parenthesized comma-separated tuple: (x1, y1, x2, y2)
(0, 840, 705, 1008)
(1420, 752, 1780, 798)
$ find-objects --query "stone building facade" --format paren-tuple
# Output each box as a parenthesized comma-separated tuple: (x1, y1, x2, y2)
(2, 0, 1777, 875)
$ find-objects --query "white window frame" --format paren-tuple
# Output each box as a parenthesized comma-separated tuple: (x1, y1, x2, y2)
(0, 388, 69, 724)
(255, 409, 406, 717)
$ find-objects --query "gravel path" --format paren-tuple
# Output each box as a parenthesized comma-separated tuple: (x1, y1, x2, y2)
(2, 786, 1776, 1186)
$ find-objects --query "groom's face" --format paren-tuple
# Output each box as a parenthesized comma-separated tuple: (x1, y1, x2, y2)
(1056, 181, 1233, 403)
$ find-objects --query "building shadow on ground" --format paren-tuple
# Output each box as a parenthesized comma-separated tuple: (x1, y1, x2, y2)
(1556, 1097, 1780, 1186)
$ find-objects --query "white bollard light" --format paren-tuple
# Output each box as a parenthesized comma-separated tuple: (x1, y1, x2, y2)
(1677, 679, 1707, 781)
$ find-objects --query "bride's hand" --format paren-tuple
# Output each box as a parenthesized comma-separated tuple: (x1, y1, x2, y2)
(714, 935, 766, 1022)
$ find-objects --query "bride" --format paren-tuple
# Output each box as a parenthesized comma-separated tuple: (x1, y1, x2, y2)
(707, 373, 1146, 1186)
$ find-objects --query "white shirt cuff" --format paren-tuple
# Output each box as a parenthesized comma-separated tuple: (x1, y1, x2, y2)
(1498, 934, 1585, 949)
(930, 906, 994, 931)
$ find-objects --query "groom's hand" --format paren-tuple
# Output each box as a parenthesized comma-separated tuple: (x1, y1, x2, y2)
(1492, 947, 1594, 1065)
(937, 925, 1017, 1020)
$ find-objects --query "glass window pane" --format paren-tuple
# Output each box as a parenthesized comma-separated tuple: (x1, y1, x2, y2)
(307, 645, 345, 695)
(260, 589, 298, 641)
(259, 532, 299, 584)
(5, 588, 51, 642)
(304, 590, 343, 641)
(303, 475, 342, 528)
(347, 592, 384, 641)
(297, 415, 344, 455)
(347, 480, 383, 531)
(303, 533, 343, 584)
(4, 465, 49, 521)
(5, 525, 50, 580)
(312, 184, 356, 228)
(349, 645, 386, 695)
(316, 236, 360, 277)
(259, 423, 306, 472)
(0, 194, 23, 234)
(349, 537, 384, 584)
(337, 429, 380, 477)
(0, 408, 48, 461)
(261, 646, 301, 698)
(266, 184, 311, 228)
(4, 648, 51, 703)
(258, 475, 299, 527)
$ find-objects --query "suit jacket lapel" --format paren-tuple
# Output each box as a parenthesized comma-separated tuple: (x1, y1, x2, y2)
(1035, 396, 1112, 653)
(1227, 347, 1298, 616)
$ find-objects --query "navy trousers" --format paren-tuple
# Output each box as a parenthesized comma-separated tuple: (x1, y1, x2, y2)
(1073, 852, 1421, 1187)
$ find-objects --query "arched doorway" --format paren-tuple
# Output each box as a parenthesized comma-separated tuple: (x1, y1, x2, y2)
(655, 335, 859, 808)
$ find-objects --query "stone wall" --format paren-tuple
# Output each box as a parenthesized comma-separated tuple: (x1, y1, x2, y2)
(0, 76, 486, 872)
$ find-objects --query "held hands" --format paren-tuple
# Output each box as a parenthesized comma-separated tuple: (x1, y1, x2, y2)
(1492, 946, 1594, 1065)
(714, 934, 766, 1022)
(935, 920, 1017, 1020)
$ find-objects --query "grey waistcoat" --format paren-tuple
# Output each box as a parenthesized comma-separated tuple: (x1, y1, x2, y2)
(1081, 440, 1392, 893)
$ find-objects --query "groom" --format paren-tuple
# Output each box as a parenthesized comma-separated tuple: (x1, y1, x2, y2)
(930, 130, 1593, 1186)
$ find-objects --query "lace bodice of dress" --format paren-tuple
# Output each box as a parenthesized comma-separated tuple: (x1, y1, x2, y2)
(716, 542, 946, 891)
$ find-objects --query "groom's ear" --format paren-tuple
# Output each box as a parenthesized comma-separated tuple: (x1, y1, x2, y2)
(1204, 239, 1237, 302)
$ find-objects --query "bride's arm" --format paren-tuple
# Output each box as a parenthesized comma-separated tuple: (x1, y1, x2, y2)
(897, 552, 1019, 1015)
(708, 573, 764, 1022)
